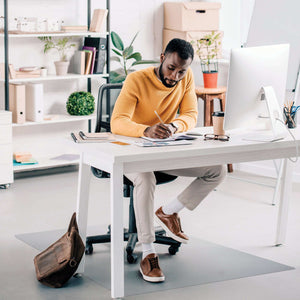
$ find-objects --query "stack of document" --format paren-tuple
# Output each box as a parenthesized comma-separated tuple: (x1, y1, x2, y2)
(71, 131, 114, 143)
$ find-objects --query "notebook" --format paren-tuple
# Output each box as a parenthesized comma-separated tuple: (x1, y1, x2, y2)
(142, 133, 196, 142)
(134, 140, 193, 147)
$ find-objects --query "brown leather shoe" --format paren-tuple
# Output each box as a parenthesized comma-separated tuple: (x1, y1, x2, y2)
(140, 253, 165, 282)
(155, 206, 189, 244)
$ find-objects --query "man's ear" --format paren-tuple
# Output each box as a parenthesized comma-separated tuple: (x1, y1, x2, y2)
(160, 53, 165, 63)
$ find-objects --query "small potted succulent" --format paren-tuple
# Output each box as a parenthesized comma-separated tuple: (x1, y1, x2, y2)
(192, 31, 222, 88)
(38, 36, 76, 76)
(66, 91, 95, 115)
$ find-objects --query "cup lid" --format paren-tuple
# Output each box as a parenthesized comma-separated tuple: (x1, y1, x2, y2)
(212, 111, 224, 117)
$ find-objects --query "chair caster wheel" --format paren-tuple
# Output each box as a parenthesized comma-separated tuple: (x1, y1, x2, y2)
(168, 245, 179, 255)
(85, 244, 93, 254)
(127, 253, 138, 264)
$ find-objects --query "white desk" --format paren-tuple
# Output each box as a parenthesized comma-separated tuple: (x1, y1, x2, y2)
(75, 127, 299, 299)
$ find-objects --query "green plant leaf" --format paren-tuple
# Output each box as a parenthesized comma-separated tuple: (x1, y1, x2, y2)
(110, 70, 123, 77)
(129, 31, 139, 48)
(111, 31, 124, 51)
(127, 52, 142, 61)
(112, 48, 122, 57)
(123, 46, 133, 58)
(110, 56, 121, 62)
(110, 74, 127, 83)
(131, 59, 158, 66)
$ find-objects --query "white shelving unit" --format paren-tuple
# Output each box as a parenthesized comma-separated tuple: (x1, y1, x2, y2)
(0, 31, 108, 38)
(1, 73, 108, 83)
(0, 111, 13, 187)
(2, 1, 111, 174)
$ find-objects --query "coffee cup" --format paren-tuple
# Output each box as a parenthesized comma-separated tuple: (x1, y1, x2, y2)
(212, 111, 225, 135)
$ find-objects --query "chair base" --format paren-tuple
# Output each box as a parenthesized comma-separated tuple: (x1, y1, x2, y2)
(86, 226, 181, 263)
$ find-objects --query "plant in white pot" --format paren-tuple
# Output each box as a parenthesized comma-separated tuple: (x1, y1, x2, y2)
(38, 36, 76, 76)
(192, 31, 222, 88)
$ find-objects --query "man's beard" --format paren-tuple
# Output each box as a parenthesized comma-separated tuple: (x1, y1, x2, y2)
(158, 63, 178, 88)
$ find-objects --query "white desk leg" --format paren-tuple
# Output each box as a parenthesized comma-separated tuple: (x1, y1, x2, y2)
(272, 159, 284, 206)
(76, 155, 91, 273)
(275, 158, 293, 246)
(110, 163, 124, 299)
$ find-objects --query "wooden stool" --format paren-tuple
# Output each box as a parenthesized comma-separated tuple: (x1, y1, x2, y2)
(195, 86, 227, 126)
(195, 86, 233, 173)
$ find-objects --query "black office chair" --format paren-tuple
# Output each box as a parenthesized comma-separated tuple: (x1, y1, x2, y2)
(85, 83, 181, 263)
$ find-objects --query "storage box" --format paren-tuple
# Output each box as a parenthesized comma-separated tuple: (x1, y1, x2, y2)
(164, 2, 221, 31)
(163, 29, 223, 60)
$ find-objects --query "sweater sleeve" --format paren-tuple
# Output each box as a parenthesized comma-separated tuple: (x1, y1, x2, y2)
(173, 69, 198, 132)
(110, 73, 148, 137)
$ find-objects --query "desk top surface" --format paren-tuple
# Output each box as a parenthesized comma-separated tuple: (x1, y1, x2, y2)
(72, 127, 300, 167)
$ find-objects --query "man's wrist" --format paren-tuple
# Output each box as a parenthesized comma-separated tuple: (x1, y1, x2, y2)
(143, 127, 150, 136)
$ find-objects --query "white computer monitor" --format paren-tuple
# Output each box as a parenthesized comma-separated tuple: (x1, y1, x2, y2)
(224, 44, 290, 141)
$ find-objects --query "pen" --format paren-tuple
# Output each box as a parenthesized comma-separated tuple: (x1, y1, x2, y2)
(154, 110, 164, 123)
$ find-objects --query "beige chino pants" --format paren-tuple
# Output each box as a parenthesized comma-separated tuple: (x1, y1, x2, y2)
(125, 165, 226, 244)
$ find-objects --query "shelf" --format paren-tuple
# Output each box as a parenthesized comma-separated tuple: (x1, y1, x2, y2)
(0, 31, 108, 38)
(1, 73, 109, 83)
(13, 155, 80, 172)
(11, 113, 108, 127)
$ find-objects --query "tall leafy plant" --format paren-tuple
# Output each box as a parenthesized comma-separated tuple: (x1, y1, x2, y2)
(110, 31, 158, 83)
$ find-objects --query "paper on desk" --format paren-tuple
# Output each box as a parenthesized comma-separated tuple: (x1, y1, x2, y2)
(142, 133, 196, 142)
(134, 140, 193, 147)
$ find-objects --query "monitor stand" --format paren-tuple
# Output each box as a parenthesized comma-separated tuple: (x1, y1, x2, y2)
(243, 86, 287, 142)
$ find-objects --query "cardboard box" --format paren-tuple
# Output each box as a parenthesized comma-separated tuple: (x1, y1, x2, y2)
(164, 2, 221, 31)
(163, 29, 223, 60)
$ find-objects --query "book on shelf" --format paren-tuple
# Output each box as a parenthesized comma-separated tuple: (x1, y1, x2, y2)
(84, 37, 107, 74)
(89, 9, 108, 32)
(61, 25, 88, 32)
(83, 50, 93, 75)
(9, 64, 16, 79)
(71, 132, 114, 143)
(0, 63, 16, 79)
(82, 46, 96, 74)
(9, 83, 26, 124)
(15, 69, 41, 78)
(71, 51, 85, 75)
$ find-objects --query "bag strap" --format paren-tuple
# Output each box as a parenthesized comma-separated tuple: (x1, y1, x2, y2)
(68, 212, 79, 234)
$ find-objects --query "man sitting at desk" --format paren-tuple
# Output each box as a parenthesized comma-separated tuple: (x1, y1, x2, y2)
(111, 38, 226, 282)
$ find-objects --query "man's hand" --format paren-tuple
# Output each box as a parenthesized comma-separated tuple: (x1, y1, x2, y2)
(144, 123, 172, 139)
(165, 123, 177, 134)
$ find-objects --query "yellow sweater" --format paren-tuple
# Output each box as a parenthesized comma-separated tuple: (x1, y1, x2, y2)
(111, 66, 198, 137)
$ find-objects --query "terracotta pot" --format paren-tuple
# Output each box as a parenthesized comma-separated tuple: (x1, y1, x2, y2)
(54, 61, 69, 76)
(203, 71, 218, 88)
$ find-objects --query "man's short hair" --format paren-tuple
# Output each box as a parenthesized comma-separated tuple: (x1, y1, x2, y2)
(164, 38, 194, 61)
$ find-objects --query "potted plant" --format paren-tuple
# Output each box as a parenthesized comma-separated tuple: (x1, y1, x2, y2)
(110, 31, 158, 83)
(66, 91, 95, 116)
(38, 36, 76, 76)
(192, 31, 221, 88)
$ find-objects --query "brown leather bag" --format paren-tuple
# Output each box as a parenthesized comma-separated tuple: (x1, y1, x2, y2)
(33, 212, 85, 288)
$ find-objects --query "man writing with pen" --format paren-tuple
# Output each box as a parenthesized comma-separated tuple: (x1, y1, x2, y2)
(111, 38, 226, 283)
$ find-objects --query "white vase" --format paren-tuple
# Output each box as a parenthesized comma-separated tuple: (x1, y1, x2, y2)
(54, 61, 69, 76)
